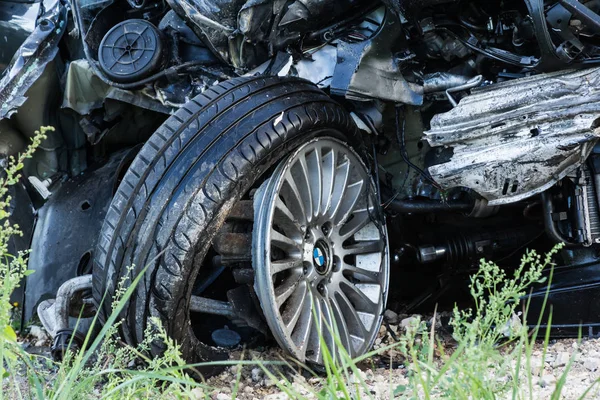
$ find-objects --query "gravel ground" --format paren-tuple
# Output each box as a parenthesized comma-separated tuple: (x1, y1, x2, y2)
(19, 312, 600, 399)
(200, 312, 600, 400)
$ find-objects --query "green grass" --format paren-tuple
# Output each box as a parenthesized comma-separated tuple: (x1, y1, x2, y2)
(0, 128, 599, 399)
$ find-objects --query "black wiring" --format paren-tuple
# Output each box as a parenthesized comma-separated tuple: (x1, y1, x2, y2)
(435, 25, 537, 68)
(358, 139, 388, 269)
(394, 106, 443, 190)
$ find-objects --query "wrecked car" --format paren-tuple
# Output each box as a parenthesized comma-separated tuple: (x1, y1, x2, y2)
(4, 0, 600, 367)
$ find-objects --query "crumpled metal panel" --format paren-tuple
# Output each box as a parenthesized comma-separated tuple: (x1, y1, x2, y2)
(62, 60, 172, 115)
(330, 10, 423, 105)
(425, 67, 600, 206)
(244, 45, 337, 88)
(170, 0, 371, 70)
(166, 0, 241, 64)
(0, 0, 68, 120)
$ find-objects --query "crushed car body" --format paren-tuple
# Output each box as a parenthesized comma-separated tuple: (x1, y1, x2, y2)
(4, 0, 600, 366)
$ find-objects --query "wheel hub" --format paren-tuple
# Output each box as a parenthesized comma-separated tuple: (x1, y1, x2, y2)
(252, 137, 390, 364)
(312, 239, 330, 274)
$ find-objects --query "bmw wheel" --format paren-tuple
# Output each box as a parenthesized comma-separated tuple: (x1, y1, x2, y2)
(253, 137, 389, 363)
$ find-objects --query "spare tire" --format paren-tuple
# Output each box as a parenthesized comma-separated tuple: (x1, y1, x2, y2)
(92, 76, 374, 366)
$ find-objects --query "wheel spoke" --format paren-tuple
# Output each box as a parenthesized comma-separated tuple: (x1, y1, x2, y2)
(320, 149, 336, 217)
(271, 229, 301, 254)
(338, 208, 372, 241)
(327, 159, 350, 220)
(319, 297, 336, 358)
(271, 258, 303, 275)
(340, 279, 380, 308)
(342, 240, 384, 256)
(296, 155, 314, 221)
(274, 198, 303, 238)
(334, 290, 368, 347)
(275, 272, 302, 307)
(282, 281, 308, 330)
(306, 292, 324, 363)
(282, 173, 307, 225)
(291, 291, 313, 356)
(343, 262, 380, 283)
(334, 180, 364, 225)
(328, 296, 352, 355)
(306, 148, 322, 218)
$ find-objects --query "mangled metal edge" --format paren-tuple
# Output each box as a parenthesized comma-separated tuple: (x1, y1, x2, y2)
(425, 67, 600, 205)
(0, 0, 68, 120)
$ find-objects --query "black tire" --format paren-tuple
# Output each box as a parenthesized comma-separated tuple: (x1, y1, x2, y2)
(92, 76, 363, 365)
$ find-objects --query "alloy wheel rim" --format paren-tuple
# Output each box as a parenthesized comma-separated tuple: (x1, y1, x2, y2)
(253, 137, 389, 363)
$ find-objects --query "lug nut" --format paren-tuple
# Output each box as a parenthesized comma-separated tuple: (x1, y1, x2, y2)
(321, 223, 331, 236)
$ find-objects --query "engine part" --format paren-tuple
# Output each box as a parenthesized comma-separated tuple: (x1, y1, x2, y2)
(423, 72, 474, 93)
(190, 296, 237, 319)
(445, 75, 483, 107)
(384, 197, 474, 213)
(523, 256, 600, 337)
(547, 4, 584, 61)
(253, 137, 389, 363)
(468, 198, 500, 218)
(574, 167, 600, 246)
(416, 227, 541, 264)
(211, 329, 241, 348)
(98, 19, 165, 83)
(51, 329, 84, 361)
(426, 67, 600, 206)
(37, 275, 93, 361)
(559, 0, 600, 34)
(421, 18, 470, 62)
(541, 191, 578, 247)
(542, 167, 600, 247)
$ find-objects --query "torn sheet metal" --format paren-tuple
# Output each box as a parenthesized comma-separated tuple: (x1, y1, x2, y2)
(0, 0, 68, 120)
(170, 0, 371, 70)
(293, 44, 337, 87)
(62, 60, 172, 115)
(0, 2, 40, 73)
(425, 67, 600, 206)
(423, 72, 474, 93)
(165, 0, 241, 65)
(330, 10, 423, 105)
(245, 44, 336, 88)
